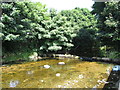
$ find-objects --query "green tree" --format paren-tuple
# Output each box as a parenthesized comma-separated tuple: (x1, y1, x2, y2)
(60, 8, 99, 56)
(1, 2, 48, 52)
(1, 2, 100, 57)
(39, 14, 76, 53)
(92, 2, 120, 52)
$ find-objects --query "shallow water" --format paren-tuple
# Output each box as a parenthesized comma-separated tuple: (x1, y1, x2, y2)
(1, 58, 113, 88)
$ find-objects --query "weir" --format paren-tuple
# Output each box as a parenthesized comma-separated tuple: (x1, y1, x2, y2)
(103, 66, 120, 89)
(81, 57, 120, 89)
(81, 57, 120, 65)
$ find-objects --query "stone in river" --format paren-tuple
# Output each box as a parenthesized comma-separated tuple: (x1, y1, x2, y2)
(58, 62, 65, 65)
(43, 65, 50, 69)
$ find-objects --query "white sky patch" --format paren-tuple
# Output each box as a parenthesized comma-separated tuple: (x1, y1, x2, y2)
(30, 0, 94, 11)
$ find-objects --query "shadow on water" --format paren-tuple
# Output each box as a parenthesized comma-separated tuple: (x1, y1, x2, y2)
(103, 65, 120, 90)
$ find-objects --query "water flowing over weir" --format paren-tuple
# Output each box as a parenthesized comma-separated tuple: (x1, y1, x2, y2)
(103, 66, 120, 89)
(1, 58, 118, 88)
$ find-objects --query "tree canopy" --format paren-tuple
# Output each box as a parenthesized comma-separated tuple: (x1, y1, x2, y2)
(2, 1, 119, 58)
(92, 2, 120, 52)
(1, 2, 98, 56)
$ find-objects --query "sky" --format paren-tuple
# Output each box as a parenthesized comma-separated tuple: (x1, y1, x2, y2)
(30, 0, 95, 11)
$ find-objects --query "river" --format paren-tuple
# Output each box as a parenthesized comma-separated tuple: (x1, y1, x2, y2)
(1, 58, 113, 88)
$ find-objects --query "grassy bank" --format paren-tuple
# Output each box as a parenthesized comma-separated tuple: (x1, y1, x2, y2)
(2, 51, 32, 65)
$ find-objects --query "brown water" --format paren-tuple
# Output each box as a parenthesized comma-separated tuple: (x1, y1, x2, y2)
(1, 58, 113, 88)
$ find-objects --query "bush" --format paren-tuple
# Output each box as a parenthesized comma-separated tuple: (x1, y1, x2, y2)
(106, 51, 120, 59)
(71, 29, 100, 57)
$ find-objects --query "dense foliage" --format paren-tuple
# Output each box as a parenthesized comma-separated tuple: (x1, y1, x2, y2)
(1, 2, 48, 53)
(1, 2, 76, 54)
(1, 1, 119, 60)
(60, 8, 99, 56)
(92, 2, 120, 58)
(1, 2, 98, 57)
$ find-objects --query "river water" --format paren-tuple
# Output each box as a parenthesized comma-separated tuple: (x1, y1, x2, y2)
(1, 58, 113, 88)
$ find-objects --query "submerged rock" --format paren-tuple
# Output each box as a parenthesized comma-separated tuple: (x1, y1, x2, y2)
(78, 74, 84, 79)
(27, 71, 34, 74)
(9, 80, 19, 87)
(73, 80, 78, 83)
(57, 85, 62, 88)
(40, 80, 44, 82)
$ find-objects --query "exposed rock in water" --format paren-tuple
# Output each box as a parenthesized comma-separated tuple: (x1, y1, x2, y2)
(43, 65, 50, 69)
(58, 62, 65, 65)
(56, 73, 61, 77)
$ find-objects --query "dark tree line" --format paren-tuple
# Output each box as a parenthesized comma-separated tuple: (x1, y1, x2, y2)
(92, 2, 120, 58)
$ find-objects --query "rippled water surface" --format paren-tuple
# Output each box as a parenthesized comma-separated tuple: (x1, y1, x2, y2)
(1, 58, 113, 88)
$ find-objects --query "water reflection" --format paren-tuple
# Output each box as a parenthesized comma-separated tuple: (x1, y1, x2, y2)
(9, 80, 19, 87)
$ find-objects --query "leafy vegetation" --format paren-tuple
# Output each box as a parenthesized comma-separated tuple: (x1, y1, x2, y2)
(92, 2, 120, 58)
(1, 1, 120, 63)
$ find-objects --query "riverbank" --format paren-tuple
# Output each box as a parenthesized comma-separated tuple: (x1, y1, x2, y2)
(2, 52, 80, 65)
(2, 52, 120, 66)
(81, 57, 120, 65)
